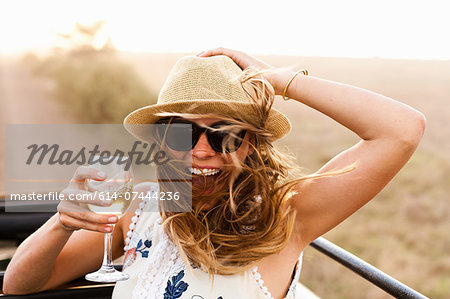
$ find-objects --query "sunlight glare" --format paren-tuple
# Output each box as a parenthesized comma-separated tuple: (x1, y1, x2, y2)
(0, 0, 449, 59)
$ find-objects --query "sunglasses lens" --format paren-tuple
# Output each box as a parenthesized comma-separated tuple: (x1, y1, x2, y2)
(155, 120, 193, 151)
(209, 123, 246, 153)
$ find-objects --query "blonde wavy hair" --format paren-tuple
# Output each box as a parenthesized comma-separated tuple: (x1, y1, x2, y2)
(152, 67, 354, 277)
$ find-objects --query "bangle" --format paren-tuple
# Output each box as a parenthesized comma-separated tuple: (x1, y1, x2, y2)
(282, 69, 308, 101)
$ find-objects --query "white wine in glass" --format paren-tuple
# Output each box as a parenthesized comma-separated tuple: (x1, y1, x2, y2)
(84, 155, 133, 283)
(87, 179, 134, 216)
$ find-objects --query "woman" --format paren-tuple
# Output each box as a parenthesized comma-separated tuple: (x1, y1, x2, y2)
(3, 48, 426, 298)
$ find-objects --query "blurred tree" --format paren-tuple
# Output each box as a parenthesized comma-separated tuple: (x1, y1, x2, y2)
(30, 21, 157, 123)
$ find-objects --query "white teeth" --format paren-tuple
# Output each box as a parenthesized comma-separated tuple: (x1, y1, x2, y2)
(188, 167, 220, 176)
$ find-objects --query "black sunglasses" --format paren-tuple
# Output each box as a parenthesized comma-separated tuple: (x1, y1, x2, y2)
(154, 117, 247, 153)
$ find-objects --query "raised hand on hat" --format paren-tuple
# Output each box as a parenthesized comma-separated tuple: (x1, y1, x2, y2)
(197, 47, 292, 95)
(197, 47, 271, 70)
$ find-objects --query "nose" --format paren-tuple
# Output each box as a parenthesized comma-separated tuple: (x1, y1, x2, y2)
(192, 133, 215, 159)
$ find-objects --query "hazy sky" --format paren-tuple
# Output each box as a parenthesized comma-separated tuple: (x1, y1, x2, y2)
(1, 0, 449, 59)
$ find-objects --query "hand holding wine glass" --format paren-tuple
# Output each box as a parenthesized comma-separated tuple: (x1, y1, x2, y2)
(57, 155, 133, 282)
(57, 167, 119, 233)
(83, 155, 134, 282)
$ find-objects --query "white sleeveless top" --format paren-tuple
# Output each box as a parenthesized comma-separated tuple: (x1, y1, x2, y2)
(112, 183, 303, 299)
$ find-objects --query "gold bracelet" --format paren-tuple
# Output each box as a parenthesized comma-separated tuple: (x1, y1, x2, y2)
(282, 69, 308, 101)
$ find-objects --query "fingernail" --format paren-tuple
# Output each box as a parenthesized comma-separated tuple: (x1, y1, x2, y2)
(97, 171, 106, 178)
(108, 216, 118, 223)
(104, 226, 112, 232)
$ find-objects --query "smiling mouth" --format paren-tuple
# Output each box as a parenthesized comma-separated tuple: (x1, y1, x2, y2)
(188, 167, 221, 176)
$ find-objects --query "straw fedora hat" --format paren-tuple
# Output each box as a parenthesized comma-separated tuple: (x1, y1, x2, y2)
(124, 55, 291, 141)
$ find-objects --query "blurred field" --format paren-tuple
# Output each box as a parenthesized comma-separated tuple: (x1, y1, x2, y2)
(1, 52, 449, 298)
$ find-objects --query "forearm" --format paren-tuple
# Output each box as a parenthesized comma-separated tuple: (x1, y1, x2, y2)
(271, 72, 426, 142)
(3, 214, 73, 294)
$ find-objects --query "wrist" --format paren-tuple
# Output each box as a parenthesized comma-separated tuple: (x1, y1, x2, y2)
(53, 214, 77, 235)
(265, 70, 296, 96)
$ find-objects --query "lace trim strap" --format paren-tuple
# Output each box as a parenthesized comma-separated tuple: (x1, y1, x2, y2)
(252, 267, 274, 299)
(123, 182, 159, 252)
(251, 251, 303, 299)
(124, 200, 147, 252)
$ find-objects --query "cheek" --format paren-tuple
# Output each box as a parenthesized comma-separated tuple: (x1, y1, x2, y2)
(239, 137, 254, 159)
(227, 144, 251, 164)
(238, 147, 250, 161)
(165, 147, 191, 161)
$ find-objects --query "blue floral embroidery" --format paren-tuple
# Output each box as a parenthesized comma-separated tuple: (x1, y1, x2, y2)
(136, 239, 152, 258)
(164, 270, 189, 299)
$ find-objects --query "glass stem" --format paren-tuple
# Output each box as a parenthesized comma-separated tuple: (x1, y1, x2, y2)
(101, 224, 115, 272)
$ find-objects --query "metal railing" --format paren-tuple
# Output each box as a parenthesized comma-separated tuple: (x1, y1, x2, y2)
(0, 194, 429, 298)
(310, 237, 428, 298)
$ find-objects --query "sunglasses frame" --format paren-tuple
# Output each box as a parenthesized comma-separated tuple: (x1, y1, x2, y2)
(154, 117, 247, 153)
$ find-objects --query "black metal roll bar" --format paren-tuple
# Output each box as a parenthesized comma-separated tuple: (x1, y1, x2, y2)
(310, 237, 428, 299)
(0, 271, 116, 298)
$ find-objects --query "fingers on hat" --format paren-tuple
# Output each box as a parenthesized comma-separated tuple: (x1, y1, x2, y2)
(197, 47, 230, 57)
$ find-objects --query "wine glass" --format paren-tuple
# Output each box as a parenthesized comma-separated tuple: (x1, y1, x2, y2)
(84, 155, 133, 283)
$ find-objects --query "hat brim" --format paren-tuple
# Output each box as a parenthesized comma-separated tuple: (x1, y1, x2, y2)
(123, 99, 291, 141)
